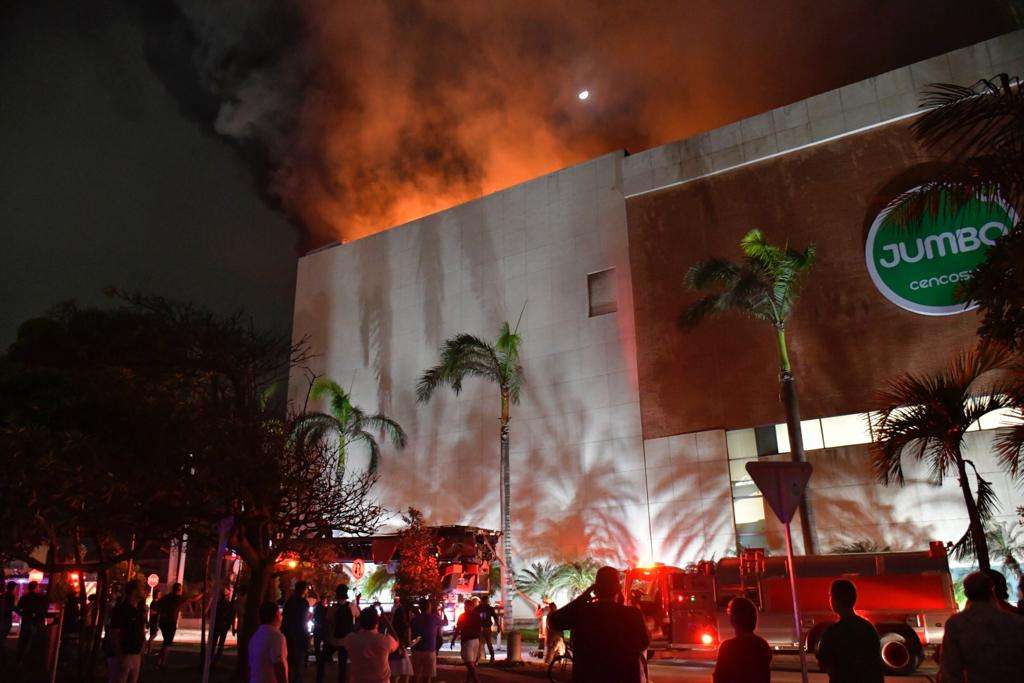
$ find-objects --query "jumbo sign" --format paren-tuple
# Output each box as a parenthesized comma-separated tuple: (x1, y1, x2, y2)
(865, 188, 1017, 315)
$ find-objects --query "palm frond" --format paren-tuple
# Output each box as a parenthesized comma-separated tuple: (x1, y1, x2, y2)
(914, 75, 1024, 158)
(995, 422, 1024, 479)
(359, 414, 408, 450)
(684, 259, 742, 291)
(416, 334, 501, 403)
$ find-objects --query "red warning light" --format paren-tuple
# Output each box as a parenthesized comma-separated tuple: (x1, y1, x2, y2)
(700, 632, 714, 646)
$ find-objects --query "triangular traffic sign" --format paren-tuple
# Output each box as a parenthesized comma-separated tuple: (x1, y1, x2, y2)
(745, 461, 813, 524)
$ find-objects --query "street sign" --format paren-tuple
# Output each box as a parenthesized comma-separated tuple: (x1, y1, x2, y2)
(745, 460, 812, 683)
(746, 461, 812, 524)
(351, 558, 365, 581)
(147, 574, 159, 588)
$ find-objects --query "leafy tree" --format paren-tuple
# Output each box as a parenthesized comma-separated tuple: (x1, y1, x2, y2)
(870, 344, 1019, 571)
(887, 75, 1024, 349)
(416, 321, 524, 631)
(515, 561, 564, 601)
(682, 229, 818, 552)
(294, 377, 406, 474)
(555, 559, 599, 598)
(393, 508, 442, 604)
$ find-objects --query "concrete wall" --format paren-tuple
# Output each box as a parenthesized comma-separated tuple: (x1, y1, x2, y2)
(291, 30, 1024, 574)
(291, 152, 656, 567)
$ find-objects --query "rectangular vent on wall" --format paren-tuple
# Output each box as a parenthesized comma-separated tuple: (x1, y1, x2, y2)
(587, 268, 617, 317)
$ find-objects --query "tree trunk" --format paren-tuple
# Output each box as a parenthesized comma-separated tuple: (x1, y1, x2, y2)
(237, 559, 273, 681)
(956, 455, 991, 571)
(777, 327, 817, 555)
(498, 391, 515, 637)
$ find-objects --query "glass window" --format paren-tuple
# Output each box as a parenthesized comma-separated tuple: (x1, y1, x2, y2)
(731, 480, 760, 499)
(727, 429, 757, 460)
(733, 496, 766, 526)
(729, 458, 756, 484)
(775, 419, 824, 452)
(821, 413, 873, 448)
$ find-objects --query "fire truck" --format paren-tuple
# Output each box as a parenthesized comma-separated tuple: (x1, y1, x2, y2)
(623, 542, 957, 675)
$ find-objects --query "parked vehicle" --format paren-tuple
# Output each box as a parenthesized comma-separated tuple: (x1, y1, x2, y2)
(622, 541, 957, 675)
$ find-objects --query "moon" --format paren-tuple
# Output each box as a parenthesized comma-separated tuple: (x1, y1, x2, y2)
(577, 89, 590, 101)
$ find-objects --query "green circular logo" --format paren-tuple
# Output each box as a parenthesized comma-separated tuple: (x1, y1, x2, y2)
(865, 189, 1017, 315)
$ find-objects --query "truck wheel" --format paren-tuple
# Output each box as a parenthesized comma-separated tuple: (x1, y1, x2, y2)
(804, 623, 829, 655)
(878, 627, 923, 675)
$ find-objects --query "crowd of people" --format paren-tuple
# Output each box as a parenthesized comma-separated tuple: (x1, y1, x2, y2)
(4, 563, 1024, 682)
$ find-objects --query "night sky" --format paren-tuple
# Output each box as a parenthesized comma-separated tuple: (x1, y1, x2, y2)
(1, 0, 1015, 346)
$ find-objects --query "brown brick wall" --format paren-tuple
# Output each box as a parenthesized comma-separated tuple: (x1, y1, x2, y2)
(626, 119, 981, 440)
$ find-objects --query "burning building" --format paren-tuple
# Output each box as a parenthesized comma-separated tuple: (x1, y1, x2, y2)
(290, 31, 1024, 576)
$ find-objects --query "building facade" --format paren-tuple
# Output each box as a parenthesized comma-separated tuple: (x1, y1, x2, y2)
(291, 31, 1024, 573)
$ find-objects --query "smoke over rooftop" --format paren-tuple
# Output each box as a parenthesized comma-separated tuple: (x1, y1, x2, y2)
(142, 0, 1013, 247)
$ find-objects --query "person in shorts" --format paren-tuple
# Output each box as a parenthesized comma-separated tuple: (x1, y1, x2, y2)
(451, 598, 481, 683)
(153, 582, 196, 669)
(410, 599, 443, 682)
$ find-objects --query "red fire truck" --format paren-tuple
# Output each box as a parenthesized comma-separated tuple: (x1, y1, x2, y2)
(623, 542, 957, 675)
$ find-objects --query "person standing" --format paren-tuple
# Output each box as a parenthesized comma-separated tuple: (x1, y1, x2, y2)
(212, 588, 236, 662)
(342, 607, 398, 683)
(388, 598, 413, 682)
(940, 570, 1024, 681)
(249, 602, 288, 683)
(410, 599, 443, 683)
(15, 580, 48, 664)
(815, 579, 884, 683)
(281, 581, 310, 683)
(153, 582, 198, 669)
(451, 598, 482, 683)
(712, 597, 771, 683)
(106, 581, 146, 683)
(548, 566, 650, 683)
(543, 601, 564, 665)
(1, 581, 16, 663)
(475, 595, 499, 663)
(320, 584, 359, 683)
(145, 588, 161, 654)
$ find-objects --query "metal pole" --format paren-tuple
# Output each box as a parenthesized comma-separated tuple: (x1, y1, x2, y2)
(784, 522, 809, 683)
(203, 518, 233, 683)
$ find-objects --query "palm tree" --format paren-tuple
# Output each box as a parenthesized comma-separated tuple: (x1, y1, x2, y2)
(295, 378, 406, 474)
(516, 561, 565, 602)
(416, 321, 524, 632)
(682, 229, 818, 553)
(870, 344, 1017, 571)
(887, 75, 1024, 350)
(555, 559, 599, 598)
(984, 520, 1024, 583)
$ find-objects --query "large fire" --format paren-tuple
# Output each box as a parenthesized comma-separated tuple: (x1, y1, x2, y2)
(162, 0, 1013, 247)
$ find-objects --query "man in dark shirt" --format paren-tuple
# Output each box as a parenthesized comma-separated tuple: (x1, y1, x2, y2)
(410, 599, 444, 682)
(154, 582, 193, 669)
(107, 580, 146, 683)
(713, 597, 771, 683)
(816, 579, 884, 683)
(281, 581, 310, 683)
(549, 566, 650, 683)
(475, 595, 500, 662)
(15, 580, 48, 664)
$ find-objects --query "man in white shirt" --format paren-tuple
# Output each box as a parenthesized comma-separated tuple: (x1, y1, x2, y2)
(249, 602, 289, 683)
(342, 607, 398, 683)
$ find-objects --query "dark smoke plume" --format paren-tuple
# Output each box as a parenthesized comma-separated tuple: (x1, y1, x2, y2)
(140, 0, 1013, 246)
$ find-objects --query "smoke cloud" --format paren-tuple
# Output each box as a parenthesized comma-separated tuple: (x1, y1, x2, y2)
(142, 0, 1012, 246)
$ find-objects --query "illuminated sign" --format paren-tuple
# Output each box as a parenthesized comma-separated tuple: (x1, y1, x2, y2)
(865, 189, 1017, 315)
